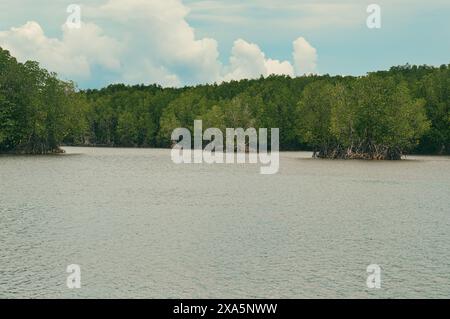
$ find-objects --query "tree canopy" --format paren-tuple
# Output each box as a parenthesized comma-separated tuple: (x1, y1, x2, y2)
(0, 48, 86, 154)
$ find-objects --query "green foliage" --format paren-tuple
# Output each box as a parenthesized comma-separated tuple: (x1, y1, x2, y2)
(415, 67, 450, 154)
(297, 76, 430, 158)
(297, 80, 337, 152)
(0, 48, 84, 154)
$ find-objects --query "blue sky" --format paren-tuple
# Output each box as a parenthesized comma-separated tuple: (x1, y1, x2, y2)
(0, 0, 448, 89)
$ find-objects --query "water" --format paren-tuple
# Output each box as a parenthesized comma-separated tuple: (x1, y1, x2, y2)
(0, 147, 449, 298)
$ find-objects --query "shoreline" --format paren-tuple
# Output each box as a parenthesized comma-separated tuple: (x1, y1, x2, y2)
(63, 144, 450, 157)
(2, 145, 447, 159)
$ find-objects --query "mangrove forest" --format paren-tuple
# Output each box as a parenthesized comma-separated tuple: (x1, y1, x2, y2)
(0, 47, 449, 158)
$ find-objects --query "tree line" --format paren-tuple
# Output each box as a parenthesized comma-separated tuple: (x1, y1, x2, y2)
(1, 47, 449, 157)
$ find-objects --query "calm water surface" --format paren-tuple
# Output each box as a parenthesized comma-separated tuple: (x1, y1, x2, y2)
(1, 147, 449, 298)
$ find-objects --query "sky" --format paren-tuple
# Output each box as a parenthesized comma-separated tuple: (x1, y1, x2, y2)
(0, 0, 448, 89)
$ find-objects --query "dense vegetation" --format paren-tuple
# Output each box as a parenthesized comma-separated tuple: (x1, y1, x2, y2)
(1, 47, 449, 157)
(0, 48, 86, 154)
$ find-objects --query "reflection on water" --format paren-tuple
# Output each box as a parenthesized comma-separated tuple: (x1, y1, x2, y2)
(0, 147, 449, 298)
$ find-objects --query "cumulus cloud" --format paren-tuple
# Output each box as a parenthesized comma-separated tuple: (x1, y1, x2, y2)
(222, 37, 317, 81)
(293, 37, 318, 75)
(0, 21, 121, 79)
(222, 39, 294, 82)
(87, 0, 221, 86)
(0, 0, 319, 86)
(265, 59, 295, 77)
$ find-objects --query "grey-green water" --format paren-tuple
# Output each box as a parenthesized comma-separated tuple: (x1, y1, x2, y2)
(1, 147, 449, 298)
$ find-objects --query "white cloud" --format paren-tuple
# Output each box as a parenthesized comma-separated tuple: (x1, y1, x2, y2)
(0, 0, 319, 86)
(120, 61, 181, 88)
(293, 37, 318, 75)
(266, 59, 295, 77)
(223, 39, 294, 82)
(87, 0, 222, 85)
(0, 21, 121, 79)
(222, 37, 317, 81)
